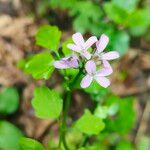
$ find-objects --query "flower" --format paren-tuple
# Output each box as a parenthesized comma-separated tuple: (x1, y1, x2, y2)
(80, 60, 112, 88)
(94, 34, 119, 62)
(67, 32, 97, 60)
(54, 55, 79, 69)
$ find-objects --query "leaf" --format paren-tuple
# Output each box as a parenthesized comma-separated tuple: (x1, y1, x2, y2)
(70, 1, 103, 33)
(49, 0, 76, 9)
(0, 121, 23, 150)
(62, 38, 72, 56)
(66, 129, 83, 149)
(20, 137, 45, 150)
(128, 8, 150, 27)
(35, 25, 61, 51)
(94, 106, 108, 119)
(129, 26, 148, 36)
(116, 140, 134, 150)
(109, 31, 130, 56)
(105, 96, 136, 134)
(75, 110, 105, 135)
(104, 2, 129, 25)
(25, 52, 54, 79)
(73, 15, 91, 34)
(113, 0, 139, 13)
(32, 86, 63, 119)
(0, 87, 19, 114)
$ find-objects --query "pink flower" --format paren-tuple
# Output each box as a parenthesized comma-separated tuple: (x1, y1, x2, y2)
(67, 32, 97, 60)
(80, 60, 112, 88)
(95, 33, 119, 63)
(54, 55, 79, 69)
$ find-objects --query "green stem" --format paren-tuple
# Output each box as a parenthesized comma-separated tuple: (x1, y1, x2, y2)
(58, 67, 84, 149)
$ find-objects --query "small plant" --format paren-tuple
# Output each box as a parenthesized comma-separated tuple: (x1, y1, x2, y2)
(18, 25, 136, 150)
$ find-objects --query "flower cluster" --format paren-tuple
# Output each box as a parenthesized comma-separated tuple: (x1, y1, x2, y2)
(54, 33, 119, 88)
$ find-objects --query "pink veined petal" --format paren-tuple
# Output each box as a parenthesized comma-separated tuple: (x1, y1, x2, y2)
(80, 75, 93, 88)
(69, 56, 79, 68)
(67, 44, 81, 52)
(72, 32, 84, 47)
(96, 68, 112, 77)
(85, 60, 96, 75)
(53, 60, 69, 69)
(84, 36, 97, 50)
(96, 34, 109, 53)
(81, 51, 91, 60)
(102, 60, 113, 75)
(101, 51, 120, 60)
(95, 76, 110, 88)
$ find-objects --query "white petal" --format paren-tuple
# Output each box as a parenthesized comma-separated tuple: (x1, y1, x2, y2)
(72, 32, 84, 47)
(102, 51, 120, 60)
(85, 60, 96, 75)
(84, 36, 97, 49)
(80, 75, 93, 88)
(53, 61, 69, 69)
(67, 44, 81, 52)
(95, 76, 110, 88)
(96, 34, 109, 53)
(81, 51, 91, 60)
(102, 60, 113, 75)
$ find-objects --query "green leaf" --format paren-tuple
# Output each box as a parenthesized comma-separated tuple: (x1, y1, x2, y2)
(116, 140, 134, 150)
(109, 31, 130, 56)
(35, 25, 61, 51)
(113, 0, 139, 13)
(0, 121, 23, 150)
(128, 8, 150, 27)
(25, 52, 54, 79)
(49, 0, 76, 9)
(0, 87, 19, 114)
(20, 137, 45, 150)
(94, 106, 108, 119)
(62, 38, 72, 56)
(32, 86, 63, 119)
(71, 1, 103, 33)
(75, 110, 105, 135)
(104, 2, 129, 25)
(129, 26, 148, 36)
(66, 129, 83, 149)
(105, 96, 136, 134)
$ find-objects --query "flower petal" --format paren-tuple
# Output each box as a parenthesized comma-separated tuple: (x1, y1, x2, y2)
(102, 51, 120, 60)
(96, 34, 109, 53)
(72, 32, 84, 47)
(102, 60, 113, 75)
(84, 36, 97, 49)
(53, 60, 69, 69)
(80, 75, 93, 88)
(95, 76, 110, 88)
(67, 44, 81, 52)
(68, 55, 79, 68)
(85, 60, 96, 75)
(81, 51, 91, 60)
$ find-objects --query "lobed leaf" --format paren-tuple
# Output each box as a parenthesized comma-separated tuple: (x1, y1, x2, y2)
(25, 52, 54, 79)
(75, 110, 105, 135)
(0, 121, 23, 150)
(32, 86, 63, 119)
(35, 25, 61, 51)
(20, 137, 45, 150)
(0, 87, 19, 115)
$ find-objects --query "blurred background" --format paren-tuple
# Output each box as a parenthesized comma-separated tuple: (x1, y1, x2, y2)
(0, 0, 150, 149)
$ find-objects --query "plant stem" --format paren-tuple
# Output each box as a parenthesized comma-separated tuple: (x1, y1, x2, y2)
(58, 67, 84, 149)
